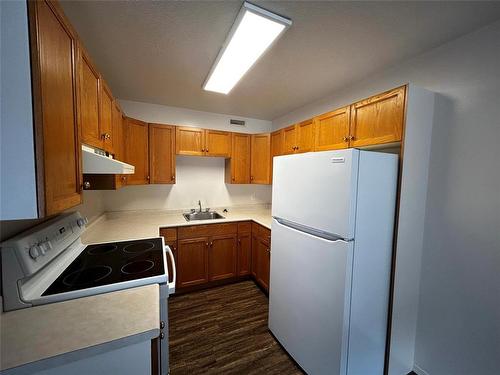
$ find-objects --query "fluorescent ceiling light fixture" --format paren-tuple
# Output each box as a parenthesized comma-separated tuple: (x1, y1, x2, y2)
(203, 2, 291, 94)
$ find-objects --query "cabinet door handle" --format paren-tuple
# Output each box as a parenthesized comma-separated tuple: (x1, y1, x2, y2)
(171, 175, 175, 181)
(206, 242, 209, 247)
(349, 135, 355, 141)
(343, 136, 348, 142)
(210, 241, 213, 247)
(83, 181, 91, 190)
(206, 149, 209, 153)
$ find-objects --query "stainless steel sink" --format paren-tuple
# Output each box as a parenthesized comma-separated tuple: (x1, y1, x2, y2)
(183, 211, 225, 221)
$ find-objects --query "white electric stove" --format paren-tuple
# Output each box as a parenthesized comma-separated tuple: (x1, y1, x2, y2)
(1, 211, 176, 374)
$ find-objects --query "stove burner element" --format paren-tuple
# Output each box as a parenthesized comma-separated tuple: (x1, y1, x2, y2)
(87, 244, 117, 255)
(121, 260, 155, 275)
(62, 266, 112, 287)
(123, 241, 155, 254)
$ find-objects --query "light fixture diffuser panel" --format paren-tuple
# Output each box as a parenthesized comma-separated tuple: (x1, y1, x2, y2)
(203, 2, 291, 94)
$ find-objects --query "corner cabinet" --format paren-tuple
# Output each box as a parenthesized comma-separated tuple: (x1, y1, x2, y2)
(250, 133, 271, 184)
(29, 0, 82, 216)
(149, 124, 176, 184)
(124, 117, 149, 185)
(225, 133, 251, 184)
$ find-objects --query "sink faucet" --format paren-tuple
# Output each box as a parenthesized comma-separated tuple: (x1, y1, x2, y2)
(198, 200, 202, 213)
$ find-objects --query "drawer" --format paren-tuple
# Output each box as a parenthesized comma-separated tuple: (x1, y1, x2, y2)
(160, 227, 177, 241)
(178, 223, 238, 239)
(237, 221, 252, 234)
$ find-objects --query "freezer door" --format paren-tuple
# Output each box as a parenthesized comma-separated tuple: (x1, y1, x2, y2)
(269, 218, 353, 375)
(272, 149, 359, 239)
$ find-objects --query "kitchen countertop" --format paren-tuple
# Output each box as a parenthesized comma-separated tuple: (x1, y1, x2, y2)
(0, 284, 159, 371)
(82, 205, 272, 244)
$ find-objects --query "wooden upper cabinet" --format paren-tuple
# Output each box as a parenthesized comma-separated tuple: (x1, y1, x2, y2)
(111, 102, 124, 160)
(77, 45, 101, 149)
(205, 130, 231, 157)
(29, 0, 82, 216)
(296, 119, 314, 153)
(350, 86, 406, 147)
(250, 133, 271, 184)
(124, 117, 149, 185)
(271, 130, 284, 157)
(176, 127, 204, 156)
(100, 80, 114, 152)
(282, 125, 297, 154)
(314, 107, 350, 151)
(149, 124, 176, 184)
(226, 133, 251, 184)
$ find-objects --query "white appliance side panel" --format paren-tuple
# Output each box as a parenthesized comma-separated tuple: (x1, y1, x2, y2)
(348, 151, 398, 375)
(0, 1, 38, 220)
(272, 149, 359, 239)
(269, 218, 353, 375)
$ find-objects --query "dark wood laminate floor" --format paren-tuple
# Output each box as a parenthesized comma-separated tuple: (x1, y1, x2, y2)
(168, 281, 304, 375)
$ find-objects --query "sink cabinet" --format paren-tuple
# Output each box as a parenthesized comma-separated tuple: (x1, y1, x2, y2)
(160, 221, 270, 294)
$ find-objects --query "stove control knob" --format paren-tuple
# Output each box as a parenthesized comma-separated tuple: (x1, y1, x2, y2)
(76, 217, 88, 228)
(39, 240, 52, 254)
(29, 245, 41, 260)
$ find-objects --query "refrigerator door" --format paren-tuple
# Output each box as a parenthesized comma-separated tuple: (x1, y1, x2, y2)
(269, 218, 353, 375)
(272, 149, 359, 240)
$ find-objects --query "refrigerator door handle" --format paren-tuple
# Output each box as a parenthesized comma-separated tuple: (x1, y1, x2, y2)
(273, 217, 352, 242)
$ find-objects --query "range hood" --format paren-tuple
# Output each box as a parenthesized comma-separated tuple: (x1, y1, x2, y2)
(82, 145, 134, 174)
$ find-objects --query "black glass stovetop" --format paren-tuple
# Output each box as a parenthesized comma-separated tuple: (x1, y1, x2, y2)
(42, 238, 165, 296)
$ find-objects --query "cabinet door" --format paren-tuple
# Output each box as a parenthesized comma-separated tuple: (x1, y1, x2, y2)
(30, 0, 82, 216)
(271, 130, 283, 158)
(149, 124, 175, 184)
(205, 130, 231, 157)
(100, 80, 114, 152)
(209, 234, 237, 281)
(124, 117, 149, 185)
(251, 234, 259, 278)
(313, 107, 350, 151)
(270, 129, 283, 183)
(177, 238, 209, 288)
(296, 119, 314, 153)
(77, 45, 102, 149)
(228, 133, 251, 184)
(237, 233, 252, 276)
(112, 105, 126, 189)
(350, 86, 406, 147)
(250, 133, 271, 184)
(176, 126, 205, 156)
(257, 238, 271, 292)
(282, 125, 297, 154)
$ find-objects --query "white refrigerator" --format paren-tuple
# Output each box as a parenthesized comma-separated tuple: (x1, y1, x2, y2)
(269, 149, 398, 375)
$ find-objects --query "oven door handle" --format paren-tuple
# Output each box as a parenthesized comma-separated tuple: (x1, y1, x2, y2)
(165, 245, 176, 294)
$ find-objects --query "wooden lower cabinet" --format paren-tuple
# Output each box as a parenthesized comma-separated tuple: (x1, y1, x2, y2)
(209, 234, 237, 281)
(256, 238, 270, 292)
(177, 237, 209, 288)
(160, 221, 270, 293)
(237, 232, 252, 276)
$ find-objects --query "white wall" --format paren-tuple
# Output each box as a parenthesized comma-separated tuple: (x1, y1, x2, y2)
(0, 191, 106, 242)
(104, 156, 271, 212)
(272, 21, 500, 375)
(106, 101, 273, 212)
(119, 100, 272, 134)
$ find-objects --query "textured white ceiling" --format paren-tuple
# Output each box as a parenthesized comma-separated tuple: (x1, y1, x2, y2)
(60, 1, 500, 120)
